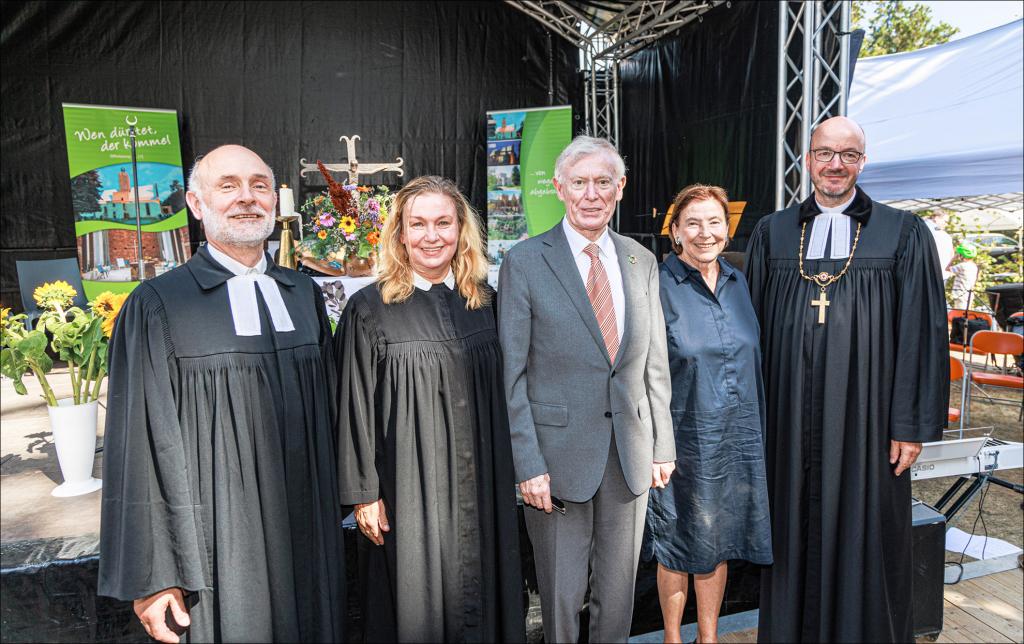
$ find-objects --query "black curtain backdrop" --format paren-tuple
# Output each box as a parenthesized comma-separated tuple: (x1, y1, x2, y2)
(0, 1, 583, 310)
(618, 1, 778, 252)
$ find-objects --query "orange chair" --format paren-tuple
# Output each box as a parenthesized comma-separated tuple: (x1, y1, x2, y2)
(963, 330, 1024, 426)
(947, 356, 967, 434)
(947, 309, 995, 354)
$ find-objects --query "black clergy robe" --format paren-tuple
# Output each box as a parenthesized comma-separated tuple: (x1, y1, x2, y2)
(333, 282, 525, 643)
(98, 245, 345, 643)
(745, 187, 948, 643)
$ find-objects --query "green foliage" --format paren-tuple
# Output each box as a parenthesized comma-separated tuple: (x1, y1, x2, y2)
(70, 169, 103, 216)
(1, 312, 57, 404)
(852, 1, 959, 57)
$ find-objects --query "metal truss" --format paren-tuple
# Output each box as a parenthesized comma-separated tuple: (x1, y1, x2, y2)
(775, 0, 852, 209)
(507, 1, 724, 145)
(510, 1, 852, 213)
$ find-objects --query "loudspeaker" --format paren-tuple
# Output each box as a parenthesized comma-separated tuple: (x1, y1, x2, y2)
(912, 501, 946, 640)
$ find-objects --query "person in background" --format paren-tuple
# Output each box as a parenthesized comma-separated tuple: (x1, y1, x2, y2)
(333, 175, 524, 642)
(644, 184, 772, 644)
(950, 241, 980, 311)
(923, 210, 955, 282)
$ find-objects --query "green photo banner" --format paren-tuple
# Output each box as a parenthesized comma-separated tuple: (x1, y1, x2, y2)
(62, 103, 191, 301)
(485, 105, 572, 285)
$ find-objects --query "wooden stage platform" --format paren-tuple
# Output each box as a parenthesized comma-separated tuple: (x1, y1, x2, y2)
(631, 563, 1023, 643)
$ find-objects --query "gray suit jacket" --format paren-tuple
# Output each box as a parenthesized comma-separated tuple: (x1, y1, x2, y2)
(497, 221, 674, 501)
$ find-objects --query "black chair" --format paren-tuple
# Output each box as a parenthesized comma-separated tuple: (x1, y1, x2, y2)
(16, 258, 89, 330)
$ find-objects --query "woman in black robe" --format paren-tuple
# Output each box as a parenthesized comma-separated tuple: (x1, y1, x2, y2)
(333, 176, 525, 643)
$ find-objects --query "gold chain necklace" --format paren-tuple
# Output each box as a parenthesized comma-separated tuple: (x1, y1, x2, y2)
(798, 220, 862, 324)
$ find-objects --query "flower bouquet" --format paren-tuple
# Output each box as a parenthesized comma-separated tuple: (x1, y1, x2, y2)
(1, 281, 129, 496)
(296, 161, 391, 276)
(1, 282, 127, 405)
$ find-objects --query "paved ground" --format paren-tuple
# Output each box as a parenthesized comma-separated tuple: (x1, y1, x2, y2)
(1, 367, 105, 547)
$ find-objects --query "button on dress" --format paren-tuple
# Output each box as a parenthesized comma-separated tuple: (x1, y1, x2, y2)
(642, 254, 773, 574)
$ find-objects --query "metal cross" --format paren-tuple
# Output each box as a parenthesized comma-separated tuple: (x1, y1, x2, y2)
(811, 289, 830, 324)
(300, 134, 404, 184)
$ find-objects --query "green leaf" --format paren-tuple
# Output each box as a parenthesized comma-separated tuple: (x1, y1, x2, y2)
(15, 331, 48, 359)
(1, 347, 27, 381)
(358, 240, 373, 258)
(12, 378, 27, 395)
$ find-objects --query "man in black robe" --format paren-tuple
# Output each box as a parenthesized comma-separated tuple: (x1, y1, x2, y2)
(746, 117, 948, 642)
(99, 145, 345, 643)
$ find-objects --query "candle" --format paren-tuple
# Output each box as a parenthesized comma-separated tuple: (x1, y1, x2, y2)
(279, 185, 295, 217)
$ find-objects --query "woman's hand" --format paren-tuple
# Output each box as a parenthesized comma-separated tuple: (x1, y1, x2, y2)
(354, 498, 390, 545)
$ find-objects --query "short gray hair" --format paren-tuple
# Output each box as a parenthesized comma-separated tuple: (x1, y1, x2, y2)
(186, 148, 277, 204)
(554, 135, 626, 182)
(187, 156, 206, 202)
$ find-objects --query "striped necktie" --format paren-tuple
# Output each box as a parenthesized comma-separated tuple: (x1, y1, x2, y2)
(583, 243, 619, 362)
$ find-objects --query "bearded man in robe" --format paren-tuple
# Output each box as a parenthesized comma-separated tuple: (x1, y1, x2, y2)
(746, 117, 948, 643)
(99, 145, 345, 643)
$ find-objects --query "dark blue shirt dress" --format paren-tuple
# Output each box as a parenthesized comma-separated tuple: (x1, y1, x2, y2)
(642, 253, 773, 574)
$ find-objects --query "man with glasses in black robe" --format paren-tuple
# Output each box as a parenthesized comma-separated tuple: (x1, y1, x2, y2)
(746, 117, 948, 642)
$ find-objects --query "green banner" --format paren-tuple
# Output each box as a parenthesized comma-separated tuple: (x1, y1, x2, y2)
(62, 104, 191, 301)
(485, 106, 571, 284)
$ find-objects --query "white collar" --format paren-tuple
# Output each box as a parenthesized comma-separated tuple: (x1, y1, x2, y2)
(413, 267, 456, 291)
(807, 193, 857, 260)
(562, 217, 615, 260)
(814, 192, 856, 215)
(205, 243, 294, 336)
(206, 243, 267, 276)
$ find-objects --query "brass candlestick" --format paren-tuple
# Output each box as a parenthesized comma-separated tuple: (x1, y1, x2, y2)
(276, 215, 299, 269)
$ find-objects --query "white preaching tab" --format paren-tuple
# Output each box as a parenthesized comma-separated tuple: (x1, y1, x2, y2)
(207, 244, 296, 336)
(806, 193, 856, 260)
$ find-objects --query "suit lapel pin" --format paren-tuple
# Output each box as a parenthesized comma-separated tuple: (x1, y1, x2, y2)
(628, 255, 637, 264)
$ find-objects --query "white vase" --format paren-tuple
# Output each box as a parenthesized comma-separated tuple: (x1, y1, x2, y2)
(47, 398, 103, 497)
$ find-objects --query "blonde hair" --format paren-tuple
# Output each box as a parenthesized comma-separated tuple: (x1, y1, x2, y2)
(377, 176, 490, 309)
(668, 183, 730, 255)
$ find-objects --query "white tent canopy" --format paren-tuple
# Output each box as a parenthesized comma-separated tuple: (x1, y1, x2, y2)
(849, 19, 1024, 202)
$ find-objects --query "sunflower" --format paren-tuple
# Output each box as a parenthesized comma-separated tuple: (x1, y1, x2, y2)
(33, 280, 77, 311)
(90, 292, 129, 338)
(339, 215, 357, 234)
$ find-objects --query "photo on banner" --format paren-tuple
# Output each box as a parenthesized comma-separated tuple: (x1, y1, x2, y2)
(62, 103, 191, 301)
(485, 105, 571, 285)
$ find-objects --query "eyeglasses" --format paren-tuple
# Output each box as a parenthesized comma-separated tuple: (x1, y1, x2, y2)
(565, 177, 617, 192)
(811, 148, 864, 164)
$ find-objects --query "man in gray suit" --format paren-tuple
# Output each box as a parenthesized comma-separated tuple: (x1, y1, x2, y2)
(498, 135, 675, 643)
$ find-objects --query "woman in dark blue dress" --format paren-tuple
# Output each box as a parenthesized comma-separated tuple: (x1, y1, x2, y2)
(643, 184, 772, 643)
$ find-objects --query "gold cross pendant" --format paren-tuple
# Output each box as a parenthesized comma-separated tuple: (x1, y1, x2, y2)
(811, 288, 830, 324)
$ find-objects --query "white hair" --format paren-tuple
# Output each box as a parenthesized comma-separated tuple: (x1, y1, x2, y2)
(554, 135, 626, 182)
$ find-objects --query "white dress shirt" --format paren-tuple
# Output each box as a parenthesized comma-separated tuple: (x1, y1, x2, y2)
(562, 217, 625, 342)
(412, 267, 456, 291)
(206, 243, 295, 336)
(807, 192, 857, 259)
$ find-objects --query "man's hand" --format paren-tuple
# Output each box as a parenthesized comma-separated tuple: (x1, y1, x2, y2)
(651, 461, 675, 489)
(519, 473, 552, 513)
(354, 498, 390, 545)
(134, 587, 189, 643)
(890, 440, 923, 476)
